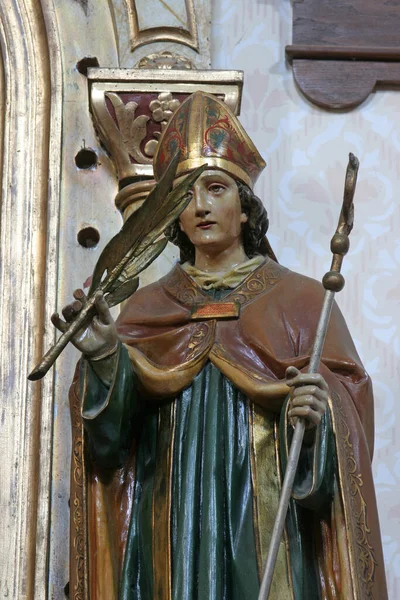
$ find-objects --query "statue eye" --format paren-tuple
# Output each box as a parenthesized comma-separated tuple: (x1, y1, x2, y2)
(208, 184, 225, 194)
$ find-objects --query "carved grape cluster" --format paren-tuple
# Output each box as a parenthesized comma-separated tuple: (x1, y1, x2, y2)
(149, 92, 180, 123)
(145, 92, 181, 157)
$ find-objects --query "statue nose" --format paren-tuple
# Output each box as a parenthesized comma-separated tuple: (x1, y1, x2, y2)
(195, 207, 211, 218)
(193, 188, 211, 217)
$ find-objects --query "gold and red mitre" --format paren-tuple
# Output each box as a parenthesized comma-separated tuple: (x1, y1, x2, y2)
(153, 91, 266, 189)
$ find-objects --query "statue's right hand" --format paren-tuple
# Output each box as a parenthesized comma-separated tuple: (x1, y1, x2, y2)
(51, 289, 119, 359)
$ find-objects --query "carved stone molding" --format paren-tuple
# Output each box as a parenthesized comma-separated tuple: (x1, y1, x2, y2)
(126, 0, 199, 51)
(0, 0, 62, 597)
(0, 0, 212, 597)
(110, 0, 211, 69)
(286, 1, 400, 110)
(135, 51, 195, 70)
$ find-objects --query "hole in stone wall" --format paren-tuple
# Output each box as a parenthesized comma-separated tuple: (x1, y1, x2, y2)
(75, 147, 98, 170)
(76, 56, 99, 76)
(77, 226, 100, 249)
(64, 582, 70, 598)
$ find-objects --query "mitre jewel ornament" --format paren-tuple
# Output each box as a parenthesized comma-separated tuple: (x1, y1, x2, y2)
(153, 91, 266, 189)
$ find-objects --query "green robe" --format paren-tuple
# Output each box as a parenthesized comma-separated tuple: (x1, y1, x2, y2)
(82, 291, 334, 600)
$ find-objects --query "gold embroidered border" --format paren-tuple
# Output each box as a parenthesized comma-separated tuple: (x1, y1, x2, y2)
(70, 378, 88, 600)
(331, 391, 377, 598)
(163, 260, 288, 310)
(163, 265, 208, 305)
(226, 261, 288, 306)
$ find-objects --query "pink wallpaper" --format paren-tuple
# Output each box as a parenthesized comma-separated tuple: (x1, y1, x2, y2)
(211, 1, 400, 597)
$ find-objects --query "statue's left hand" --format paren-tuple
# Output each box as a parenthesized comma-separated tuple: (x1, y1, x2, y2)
(285, 366, 328, 429)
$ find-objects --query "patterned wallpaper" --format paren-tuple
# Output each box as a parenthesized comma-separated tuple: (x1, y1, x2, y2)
(211, 1, 400, 597)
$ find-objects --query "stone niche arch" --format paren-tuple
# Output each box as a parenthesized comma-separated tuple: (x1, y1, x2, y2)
(0, 0, 218, 596)
(0, 0, 62, 597)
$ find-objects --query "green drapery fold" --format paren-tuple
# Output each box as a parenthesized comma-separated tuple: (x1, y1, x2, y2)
(81, 344, 334, 600)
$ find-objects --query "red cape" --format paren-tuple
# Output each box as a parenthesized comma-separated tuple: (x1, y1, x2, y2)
(69, 258, 387, 599)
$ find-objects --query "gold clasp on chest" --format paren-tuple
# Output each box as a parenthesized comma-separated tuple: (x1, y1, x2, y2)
(190, 301, 240, 321)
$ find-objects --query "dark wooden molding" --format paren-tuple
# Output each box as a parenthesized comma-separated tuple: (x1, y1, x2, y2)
(286, 45, 400, 62)
(286, 1, 400, 110)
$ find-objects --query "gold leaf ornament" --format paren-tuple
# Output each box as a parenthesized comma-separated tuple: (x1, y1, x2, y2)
(106, 92, 152, 164)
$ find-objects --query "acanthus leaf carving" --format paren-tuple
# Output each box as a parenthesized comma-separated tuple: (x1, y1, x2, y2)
(106, 92, 152, 164)
(105, 91, 182, 164)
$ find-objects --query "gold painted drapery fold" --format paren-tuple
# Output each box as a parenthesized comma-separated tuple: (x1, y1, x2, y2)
(249, 405, 294, 599)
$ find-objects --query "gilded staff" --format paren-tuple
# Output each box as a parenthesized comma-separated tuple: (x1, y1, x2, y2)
(28, 154, 207, 381)
(258, 153, 359, 600)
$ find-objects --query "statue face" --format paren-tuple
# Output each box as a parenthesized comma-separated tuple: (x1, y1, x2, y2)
(178, 169, 248, 254)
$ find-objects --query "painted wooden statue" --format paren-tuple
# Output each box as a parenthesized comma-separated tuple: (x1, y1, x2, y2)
(59, 92, 387, 599)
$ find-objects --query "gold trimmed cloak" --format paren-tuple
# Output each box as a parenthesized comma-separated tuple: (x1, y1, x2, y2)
(69, 258, 387, 600)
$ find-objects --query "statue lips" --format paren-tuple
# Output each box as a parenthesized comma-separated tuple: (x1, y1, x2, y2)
(197, 220, 216, 230)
